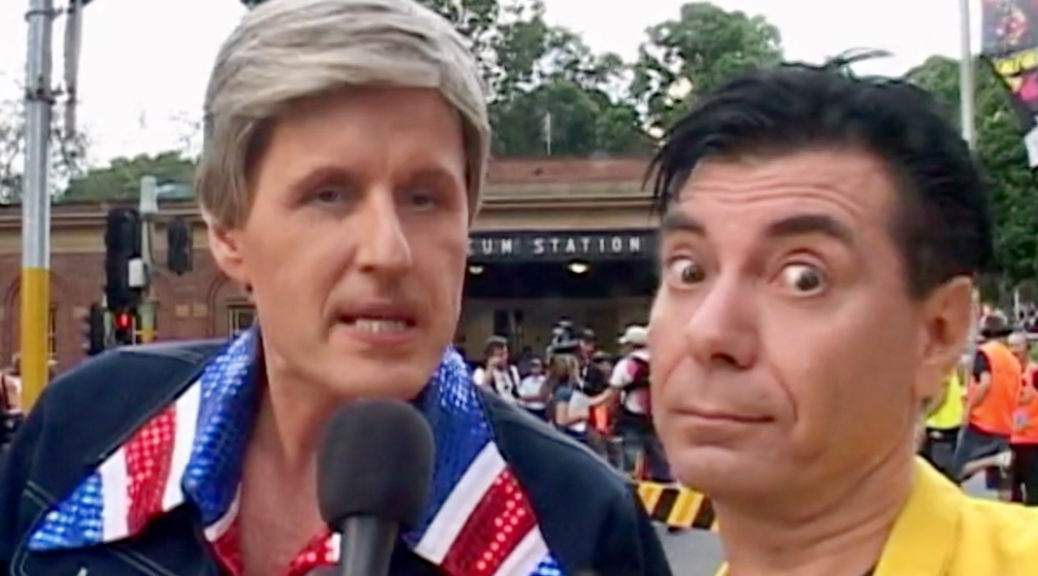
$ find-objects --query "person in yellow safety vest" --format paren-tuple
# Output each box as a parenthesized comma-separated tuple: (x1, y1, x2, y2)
(920, 367, 964, 478)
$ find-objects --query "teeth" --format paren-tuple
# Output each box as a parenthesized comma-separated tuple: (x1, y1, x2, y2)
(350, 318, 409, 332)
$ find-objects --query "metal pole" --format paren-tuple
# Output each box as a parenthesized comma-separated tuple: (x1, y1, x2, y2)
(137, 176, 158, 343)
(63, 0, 82, 139)
(959, 0, 980, 374)
(959, 0, 977, 148)
(19, 0, 55, 411)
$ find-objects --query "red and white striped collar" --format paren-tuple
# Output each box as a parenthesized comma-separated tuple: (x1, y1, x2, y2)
(27, 328, 566, 576)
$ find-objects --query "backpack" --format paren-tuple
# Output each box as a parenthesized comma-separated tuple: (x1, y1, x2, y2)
(626, 355, 651, 415)
(628, 356, 650, 390)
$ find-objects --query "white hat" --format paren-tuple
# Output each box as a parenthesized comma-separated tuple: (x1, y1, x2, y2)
(618, 325, 648, 347)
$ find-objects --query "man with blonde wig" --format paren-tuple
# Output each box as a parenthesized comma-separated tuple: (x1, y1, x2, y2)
(0, 1, 670, 575)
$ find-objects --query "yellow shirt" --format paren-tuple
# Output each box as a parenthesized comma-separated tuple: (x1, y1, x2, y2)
(715, 458, 1038, 575)
(925, 370, 964, 430)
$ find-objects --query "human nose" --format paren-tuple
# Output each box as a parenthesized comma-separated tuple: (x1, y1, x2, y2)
(683, 275, 758, 370)
(353, 188, 413, 279)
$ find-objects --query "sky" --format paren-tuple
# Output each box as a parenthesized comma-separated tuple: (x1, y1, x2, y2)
(0, 0, 982, 166)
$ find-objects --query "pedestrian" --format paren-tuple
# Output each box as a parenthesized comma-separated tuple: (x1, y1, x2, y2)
(516, 357, 549, 420)
(0, 1, 669, 575)
(646, 61, 1038, 575)
(1008, 331, 1038, 504)
(919, 366, 965, 479)
(472, 335, 520, 402)
(955, 312, 1019, 496)
(594, 325, 671, 481)
(547, 354, 591, 443)
(0, 355, 23, 451)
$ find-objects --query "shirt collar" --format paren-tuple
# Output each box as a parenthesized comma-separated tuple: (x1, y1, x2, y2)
(714, 458, 961, 576)
(27, 327, 564, 575)
(872, 458, 962, 576)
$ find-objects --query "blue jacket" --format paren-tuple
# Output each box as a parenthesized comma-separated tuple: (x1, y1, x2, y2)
(0, 340, 671, 576)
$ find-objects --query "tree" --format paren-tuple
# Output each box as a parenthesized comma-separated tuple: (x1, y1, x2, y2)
(238, 0, 650, 157)
(0, 95, 87, 205)
(0, 100, 22, 203)
(906, 55, 1038, 289)
(485, 2, 651, 156)
(632, 2, 783, 133)
(417, 0, 501, 91)
(488, 17, 650, 156)
(62, 151, 195, 202)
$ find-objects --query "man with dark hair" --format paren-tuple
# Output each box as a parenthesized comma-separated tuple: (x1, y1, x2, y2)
(955, 312, 1019, 498)
(472, 335, 520, 402)
(646, 62, 1038, 575)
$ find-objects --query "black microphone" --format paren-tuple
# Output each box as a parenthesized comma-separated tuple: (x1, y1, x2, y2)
(316, 399, 435, 576)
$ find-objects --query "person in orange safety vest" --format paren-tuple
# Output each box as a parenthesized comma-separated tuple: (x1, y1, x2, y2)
(955, 313, 1021, 501)
(1009, 331, 1038, 504)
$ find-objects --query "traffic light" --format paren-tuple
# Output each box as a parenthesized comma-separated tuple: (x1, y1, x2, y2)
(105, 208, 142, 311)
(83, 303, 106, 356)
(167, 217, 193, 275)
(112, 310, 135, 347)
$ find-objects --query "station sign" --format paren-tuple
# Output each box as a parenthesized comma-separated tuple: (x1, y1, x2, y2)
(468, 230, 656, 261)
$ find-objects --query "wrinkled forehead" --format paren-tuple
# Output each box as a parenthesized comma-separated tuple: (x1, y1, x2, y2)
(663, 149, 902, 234)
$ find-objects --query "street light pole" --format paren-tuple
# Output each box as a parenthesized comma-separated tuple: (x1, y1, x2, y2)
(958, 0, 981, 384)
(19, 0, 55, 411)
(138, 176, 158, 343)
(959, 0, 977, 149)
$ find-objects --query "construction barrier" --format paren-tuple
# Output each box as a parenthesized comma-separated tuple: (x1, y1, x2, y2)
(632, 481, 718, 531)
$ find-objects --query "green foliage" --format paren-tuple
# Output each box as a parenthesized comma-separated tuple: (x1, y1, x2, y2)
(631, 2, 784, 132)
(61, 151, 195, 202)
(906, 56, 1038, 286)
(234, 1, 782, 157)
(0, 97, 87, 205)
(19, 0, 1038, 296)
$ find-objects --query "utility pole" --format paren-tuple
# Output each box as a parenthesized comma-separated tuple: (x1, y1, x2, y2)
(958, 0, 982, 391)
(543, 112, 552, 157)
(959, 0, 976, 149)
(19, 0, 56, 411)
(137, 176, 158, 343)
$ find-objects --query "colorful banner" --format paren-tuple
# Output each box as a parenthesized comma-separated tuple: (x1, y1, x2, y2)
(982, 0, 1038, 126)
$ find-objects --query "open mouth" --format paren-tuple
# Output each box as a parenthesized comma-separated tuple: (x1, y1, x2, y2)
(339, 315, 417, 333)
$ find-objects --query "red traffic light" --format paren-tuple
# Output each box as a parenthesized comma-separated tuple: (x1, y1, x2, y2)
(115, 312, 132, 330)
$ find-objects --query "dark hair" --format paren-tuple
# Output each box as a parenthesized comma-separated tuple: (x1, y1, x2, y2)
(484, 336, 508, 358)
(980, 313, 1011, 339)
(647, 62, 994, 298)
(547, 319, 581, 356)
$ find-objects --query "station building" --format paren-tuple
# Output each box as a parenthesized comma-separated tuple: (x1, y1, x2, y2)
(0, 158, 659, 371)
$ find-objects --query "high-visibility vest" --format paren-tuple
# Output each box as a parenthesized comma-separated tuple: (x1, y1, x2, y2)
(1012, 362, 1038, 445)
(927, 370, 964, 430)
(589, 405, 612, 434)
(969, 341, 1021, 436)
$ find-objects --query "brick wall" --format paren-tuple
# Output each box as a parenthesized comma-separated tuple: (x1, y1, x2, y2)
(486, 157, 647, 184)
(0, 158, 653, 374)
(0, 249, 245, 374)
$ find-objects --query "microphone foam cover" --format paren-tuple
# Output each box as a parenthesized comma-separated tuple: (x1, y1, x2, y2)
(317, 399, 435, 529)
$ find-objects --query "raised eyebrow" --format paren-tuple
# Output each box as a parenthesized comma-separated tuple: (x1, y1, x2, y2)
(660, 211, 705, 236)
(763, 214, 856, 247)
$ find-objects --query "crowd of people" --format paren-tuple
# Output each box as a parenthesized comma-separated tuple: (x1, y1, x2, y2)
(0, 354, 28, 451)
(469, 320, 672, 482)
(923, 310, 1038, 504)
(6, 0, 1038, 573)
